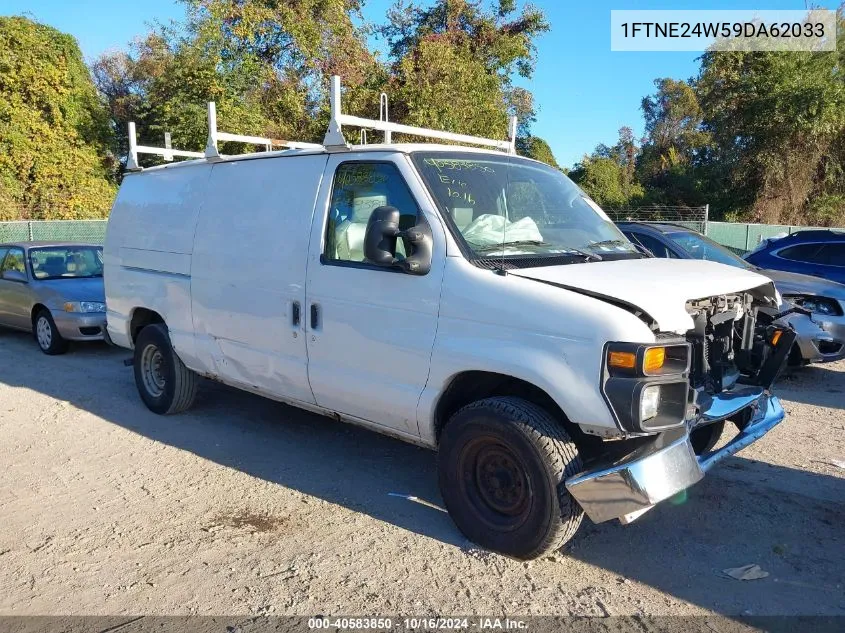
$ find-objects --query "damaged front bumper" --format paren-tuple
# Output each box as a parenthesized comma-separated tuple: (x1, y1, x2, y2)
(565, 389, 785, 524)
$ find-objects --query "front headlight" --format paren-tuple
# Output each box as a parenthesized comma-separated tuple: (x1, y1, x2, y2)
(640, 385, 661, 421)
(64, 301, 106, 313)
(784, 295, 843, 317)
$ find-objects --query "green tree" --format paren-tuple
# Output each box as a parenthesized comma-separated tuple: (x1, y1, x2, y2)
(0, 17, 116, 219)
(636, 78, 711, 207)
(696, 9, 845, 223)
(383, 0, 548, 142)
(570, 127, 644, 208)
(517, 135, 559, 168)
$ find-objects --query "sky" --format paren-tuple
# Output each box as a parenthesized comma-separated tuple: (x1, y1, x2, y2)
(4, 0, 840, 167)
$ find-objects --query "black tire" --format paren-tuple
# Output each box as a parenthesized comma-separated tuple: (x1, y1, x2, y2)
(690, 420, 725, 456)
(133, 324, 198, 414)
(437, 396, 584, 559)
(33, 309, 68, 355)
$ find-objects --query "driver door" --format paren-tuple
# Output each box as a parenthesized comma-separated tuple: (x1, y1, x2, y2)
(304, 154, 447, 438)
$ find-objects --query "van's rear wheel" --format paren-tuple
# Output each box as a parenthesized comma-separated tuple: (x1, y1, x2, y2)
(437, 397, 584, 560)
(134, 324, 198, 414)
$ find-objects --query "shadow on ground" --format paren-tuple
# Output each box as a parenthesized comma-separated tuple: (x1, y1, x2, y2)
(777, 362, 845, 409)
(1, 328, 843, 616)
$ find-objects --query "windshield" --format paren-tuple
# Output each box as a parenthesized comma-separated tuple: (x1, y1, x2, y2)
(411, 152, 639, 261)
(668, 232, 753, 269)
(30, 246, 104, 280)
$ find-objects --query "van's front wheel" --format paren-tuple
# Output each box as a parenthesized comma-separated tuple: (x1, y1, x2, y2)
(134, 324, 198, 414)
(437, 397, 584, 559)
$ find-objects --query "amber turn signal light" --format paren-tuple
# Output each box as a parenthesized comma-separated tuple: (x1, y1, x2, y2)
(771, 330, 783, 346)
(608, 351, 637, 369)
(643, 347, 666, 373)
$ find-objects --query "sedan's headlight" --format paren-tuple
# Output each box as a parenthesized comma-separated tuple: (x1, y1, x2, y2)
(784, 295, 843, 317)
(64, 301, 105, 313)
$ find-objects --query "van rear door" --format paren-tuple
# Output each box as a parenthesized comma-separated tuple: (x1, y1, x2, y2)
(304, 153, 446, 437)
(191, 154, 328, 404)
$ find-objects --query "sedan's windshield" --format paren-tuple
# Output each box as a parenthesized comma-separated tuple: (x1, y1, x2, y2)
(411, 152, 639, 261)
(30, 247, 104, 280)
(669, 232, 753, 269)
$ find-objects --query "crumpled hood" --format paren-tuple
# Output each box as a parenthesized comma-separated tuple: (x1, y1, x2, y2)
(510, 258, 777, 334)
(34, 277, 105, 303)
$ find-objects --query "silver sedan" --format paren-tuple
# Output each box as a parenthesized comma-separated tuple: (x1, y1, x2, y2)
(767, 269, 845, 364)
(0, 242, 106, 354)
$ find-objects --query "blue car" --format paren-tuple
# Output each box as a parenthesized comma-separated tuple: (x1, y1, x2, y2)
(744, 229, 845, 285)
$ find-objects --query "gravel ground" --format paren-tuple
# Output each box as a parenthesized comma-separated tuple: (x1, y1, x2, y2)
(0, 328, 843, 617)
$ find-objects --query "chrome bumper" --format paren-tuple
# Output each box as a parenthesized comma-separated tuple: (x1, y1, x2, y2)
(565, 392, 785, 524)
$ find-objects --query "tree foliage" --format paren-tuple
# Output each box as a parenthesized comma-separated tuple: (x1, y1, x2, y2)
(516, 135, 559, 168)
(0, 17, 116, 219)
(87, 0, 547, 173)
(569, 127, 644, 208)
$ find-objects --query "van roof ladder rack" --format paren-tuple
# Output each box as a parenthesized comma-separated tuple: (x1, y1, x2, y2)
(322, 75, 517, 155)
(126, 122, 205, 171)
(125, 75, 518, 171)
(204, 102, 322, 160)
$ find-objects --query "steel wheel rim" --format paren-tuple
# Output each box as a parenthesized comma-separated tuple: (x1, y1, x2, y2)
(140, 344, 166, 398)
(459, 437, 532, 532)
(36, 316, 52, 349)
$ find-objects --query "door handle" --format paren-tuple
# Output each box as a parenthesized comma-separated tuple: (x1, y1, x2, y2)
(310, 303, 320, 330)
(291, 301, 301, 326)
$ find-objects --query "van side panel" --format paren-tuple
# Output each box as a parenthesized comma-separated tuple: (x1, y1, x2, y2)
(190, 155, 328, 405)
(104, 164, 212, 363)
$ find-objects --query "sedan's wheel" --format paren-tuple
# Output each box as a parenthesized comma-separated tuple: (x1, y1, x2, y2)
(133, 324, 198, 415)
(438, 397, 584, 560)
(34, 309, 68, 355)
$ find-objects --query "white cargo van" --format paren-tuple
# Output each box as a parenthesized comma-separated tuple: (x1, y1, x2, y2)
(105, 77, 794, 559)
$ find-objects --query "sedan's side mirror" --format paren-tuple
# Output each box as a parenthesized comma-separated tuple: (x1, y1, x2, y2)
(2, 270, 27, 283)
(364, 206, 432, 275)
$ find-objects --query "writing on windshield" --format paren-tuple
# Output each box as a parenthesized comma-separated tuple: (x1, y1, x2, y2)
(412, 152, 638, 261)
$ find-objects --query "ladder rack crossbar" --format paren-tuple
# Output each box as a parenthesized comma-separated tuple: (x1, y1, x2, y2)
(135, 145, 205, 159)
(215, 131, 322, 150)
(338, 114, 512, 151)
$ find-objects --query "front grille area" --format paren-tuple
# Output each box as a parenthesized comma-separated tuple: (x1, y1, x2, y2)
(79, 326, 101, 336)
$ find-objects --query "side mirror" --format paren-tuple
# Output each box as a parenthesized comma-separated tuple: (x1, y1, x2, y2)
(2, 270, 27, 283)
(364, 206, 433, 276)
(364, 206, 401, 266)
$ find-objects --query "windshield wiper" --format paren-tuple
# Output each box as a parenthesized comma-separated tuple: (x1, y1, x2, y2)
(586, 239, 632, 249)
(472, 240, 551, 253)
(473, 241, 603, 262)
(570, 248, 602, 262)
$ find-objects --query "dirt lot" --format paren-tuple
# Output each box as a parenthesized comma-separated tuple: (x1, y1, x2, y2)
(0, 328, 843, 617)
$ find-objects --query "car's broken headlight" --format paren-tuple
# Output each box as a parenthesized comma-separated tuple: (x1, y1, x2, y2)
(784, 295, 843, 317)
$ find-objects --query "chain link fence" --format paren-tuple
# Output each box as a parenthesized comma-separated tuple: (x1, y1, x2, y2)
(604, 205, 709, 234)
(0, 220, 108, 244)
